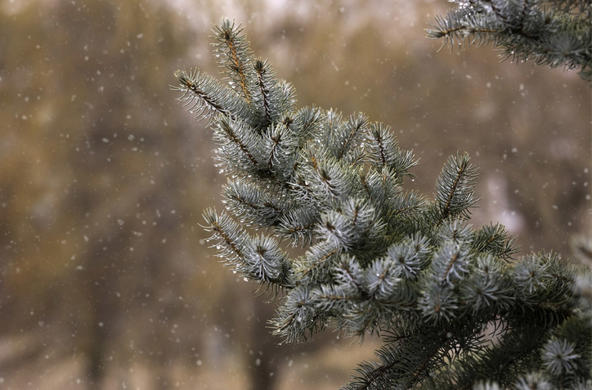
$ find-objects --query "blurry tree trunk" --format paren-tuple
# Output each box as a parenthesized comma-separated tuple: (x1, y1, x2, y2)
(85, 265, 113, 390)
(246, 300, 278, 390)
(86, 320, 108, 390)
(82, 236, 124, 390)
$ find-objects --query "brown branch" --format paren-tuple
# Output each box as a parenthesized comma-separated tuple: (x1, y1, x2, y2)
(211, 220, 243, 259)
(374, 130, 387, 166)
(301, 249, 338, 279)
(178, 75, 228, 115)
(229, 193, 281, 213)
(352, 203, 360, 226)
(337, 120, 365, 160)
(442, 161, 467, 219)
(255, 61, 272, 123)
(220, 120, 258, 167)
(268, 132, 282, 170)
(391, 204, 419, 217)
(442, 251, 460, 284)
(223, 32, 252, 103)
(285, 223, 315, 234)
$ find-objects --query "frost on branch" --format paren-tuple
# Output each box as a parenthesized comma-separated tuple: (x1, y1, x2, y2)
(175, 20, 591, 389)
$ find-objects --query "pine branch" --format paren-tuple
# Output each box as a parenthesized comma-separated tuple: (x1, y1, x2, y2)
(203, 208, 292, 285)
(223, 179, 283, 226)
(174, 68, 250, 120)
(277, 206, 320, 245)
(255, 60, 272, 124)
(435, 153, 479, 222)
(176, 20, 591, 388)
(471, 223, 517, 259)
(428, 0, 592, 81)
(217, 118, 259, 167)
(213, 20, 255, 103)
(330, 113, 369, 162)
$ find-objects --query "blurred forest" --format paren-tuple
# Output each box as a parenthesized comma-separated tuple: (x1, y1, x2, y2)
(0, 0, 589, 389)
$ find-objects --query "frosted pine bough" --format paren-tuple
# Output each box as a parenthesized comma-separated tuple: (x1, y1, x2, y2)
(174, 20, 591, 389)
(427, 0, 592, 81)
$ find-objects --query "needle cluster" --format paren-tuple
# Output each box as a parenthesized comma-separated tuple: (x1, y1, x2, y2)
(428, 0, 592, 81)
(175, 20, 591, 389)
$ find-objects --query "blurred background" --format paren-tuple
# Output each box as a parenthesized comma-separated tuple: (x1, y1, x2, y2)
(0, 0, 590, 389)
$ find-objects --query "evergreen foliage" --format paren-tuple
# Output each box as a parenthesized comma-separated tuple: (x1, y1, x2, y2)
(175, 20, 592, 389)
(428, 0, 592, 81)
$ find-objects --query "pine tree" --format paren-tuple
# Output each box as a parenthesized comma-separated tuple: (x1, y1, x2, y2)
(428, 0, 592, 81)
(174, 20, 591, 389)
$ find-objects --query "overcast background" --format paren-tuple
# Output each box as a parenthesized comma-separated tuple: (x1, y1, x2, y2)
(0, 0, 590, 389)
